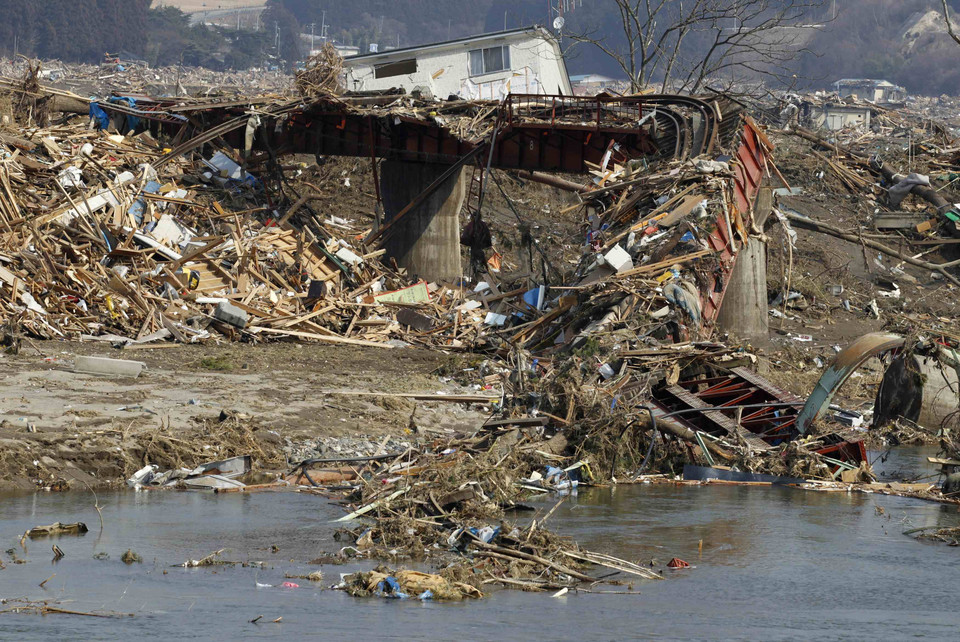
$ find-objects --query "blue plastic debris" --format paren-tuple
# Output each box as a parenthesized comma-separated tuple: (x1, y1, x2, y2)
(522, 286, 546, 311)
(663, 281, 702, 326)
(470, 525, 500, 543)
(544, 466, 580, 491)
(89, 103, 109, 130)
(418, 590, 434, 601)
(448, 525, 500, 549)
(128, 180, 162, 224)
(375, 576, 408, 599)
(108, 96, 140, 131)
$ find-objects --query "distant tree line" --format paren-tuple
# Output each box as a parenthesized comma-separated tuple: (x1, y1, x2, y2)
(0, 0, 150, 61)
(0, 0, 279, 70)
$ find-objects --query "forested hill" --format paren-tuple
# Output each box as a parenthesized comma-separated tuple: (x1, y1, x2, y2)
(0, 0, 278, 70)
(275, 0, 492, 49)
(0, 0, 150, 61)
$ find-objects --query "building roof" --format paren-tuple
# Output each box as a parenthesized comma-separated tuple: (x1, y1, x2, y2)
(344, 26, 550, 62)
(819, 103, 872, 112)
(834, 78, 901, 89)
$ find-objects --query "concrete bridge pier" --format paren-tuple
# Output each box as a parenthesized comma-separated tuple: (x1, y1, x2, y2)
(380, 160, 465, 282)
(717, 237, 769, 339)
(717, 186, 772, 340)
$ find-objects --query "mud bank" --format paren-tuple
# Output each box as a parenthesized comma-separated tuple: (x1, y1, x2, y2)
(0, 342, 490, 490)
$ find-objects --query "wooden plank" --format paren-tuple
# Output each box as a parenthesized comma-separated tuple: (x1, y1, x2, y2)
(512, 296, 575, 344)
(0, 264, 24, 295)
(248, 326, 393, 348)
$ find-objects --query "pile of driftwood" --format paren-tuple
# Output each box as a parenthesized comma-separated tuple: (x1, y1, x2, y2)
(296, 44, 343, 97)
(293, 420, 663, 594)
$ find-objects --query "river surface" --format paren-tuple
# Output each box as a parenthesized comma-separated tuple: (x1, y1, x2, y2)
(2, 448, 959, 640)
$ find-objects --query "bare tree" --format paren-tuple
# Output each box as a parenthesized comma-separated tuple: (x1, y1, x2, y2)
(573, 0, 827, 95)
(570, 1, 709, 93)
(680, 0, 827, 94)
(942, 0, 960, 46)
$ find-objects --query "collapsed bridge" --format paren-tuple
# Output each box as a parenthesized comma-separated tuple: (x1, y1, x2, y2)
(101, 92, 767, 315)
(94, 90, 869, 472)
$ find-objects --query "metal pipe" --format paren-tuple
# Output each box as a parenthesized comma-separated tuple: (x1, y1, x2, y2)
(515, 170, 588, 193)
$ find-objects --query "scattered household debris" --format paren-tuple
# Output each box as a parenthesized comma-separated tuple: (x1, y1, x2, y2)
(337, 568, 483, 601)
(0, 49, 958, 603)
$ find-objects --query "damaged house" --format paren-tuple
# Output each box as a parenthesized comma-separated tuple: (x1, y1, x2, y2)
(806, 102, 872, 131)
(833, 79, 907, 106)
(341, 26, 572, 100)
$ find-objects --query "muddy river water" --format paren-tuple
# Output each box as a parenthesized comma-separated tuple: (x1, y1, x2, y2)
(2, 448, 959, 640)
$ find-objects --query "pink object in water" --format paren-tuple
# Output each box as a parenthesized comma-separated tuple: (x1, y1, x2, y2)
(281, 582, 299, 588)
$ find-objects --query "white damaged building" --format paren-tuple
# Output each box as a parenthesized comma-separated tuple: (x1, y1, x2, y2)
(341, 26, 572, 100)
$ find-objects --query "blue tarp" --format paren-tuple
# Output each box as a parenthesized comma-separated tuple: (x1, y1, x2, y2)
(90, 97, 142, 132)
(109, 96, 140, 132)
(89, 103, 109, 130)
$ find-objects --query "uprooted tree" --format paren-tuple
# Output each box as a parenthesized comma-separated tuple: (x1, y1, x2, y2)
(571, 0, 828, 94)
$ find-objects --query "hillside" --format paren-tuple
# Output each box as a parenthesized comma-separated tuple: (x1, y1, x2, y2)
(797, 2, 960, 95)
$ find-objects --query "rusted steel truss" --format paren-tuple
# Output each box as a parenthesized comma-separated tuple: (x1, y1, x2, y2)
(109, 92, 736, 173)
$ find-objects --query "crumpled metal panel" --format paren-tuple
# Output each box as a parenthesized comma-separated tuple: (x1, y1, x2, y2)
(700, 117, 772, 331)
(796, 332, 906, 434)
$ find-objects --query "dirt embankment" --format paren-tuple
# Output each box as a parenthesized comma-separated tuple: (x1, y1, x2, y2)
(0, 341, 491, 491)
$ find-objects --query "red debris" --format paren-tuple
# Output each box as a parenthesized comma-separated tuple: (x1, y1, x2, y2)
(667, 558, 690, 569)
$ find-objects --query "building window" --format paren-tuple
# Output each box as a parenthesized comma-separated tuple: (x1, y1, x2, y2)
(469, 46, 510, 76)
(374, 58, 417, 79)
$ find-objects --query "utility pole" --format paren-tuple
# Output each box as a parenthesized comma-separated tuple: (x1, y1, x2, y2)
(309, 23, 316, 52)
(321, 10, 328, 43)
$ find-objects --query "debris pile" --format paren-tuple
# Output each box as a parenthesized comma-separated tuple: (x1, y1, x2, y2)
(309, 424, 663, 592)
(0, 113, 445, 348)
(0, 57, 958, 591)
(0, 56, 295, 106)
(337, 568, 483, 601)
(0, 76, 901, 489)
(296, 44, 344, 98)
